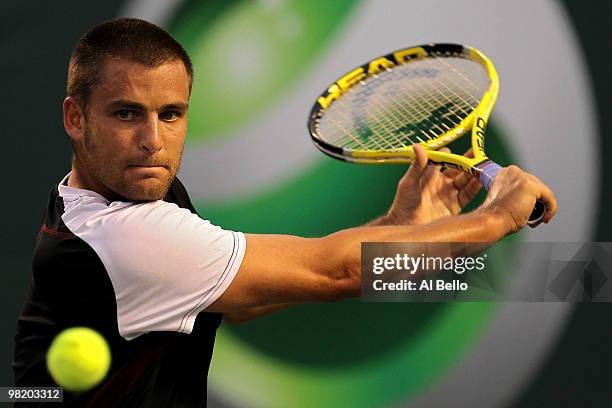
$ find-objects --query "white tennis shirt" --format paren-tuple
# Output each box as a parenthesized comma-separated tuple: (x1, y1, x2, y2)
(58, 173, 246, 340)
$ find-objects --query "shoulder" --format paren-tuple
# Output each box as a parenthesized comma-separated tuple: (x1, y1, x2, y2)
(164, 177, 198, 214)
(58, 183, 246, 339)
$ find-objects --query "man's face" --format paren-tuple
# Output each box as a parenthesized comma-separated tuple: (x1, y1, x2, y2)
(79, 58, 190, 201)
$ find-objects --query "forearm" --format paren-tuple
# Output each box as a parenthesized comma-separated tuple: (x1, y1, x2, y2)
(359, 209, 507, 243)
(209, 162, 556, 314)
(321, 208, 509, 298)
(366, 213, 395, 226)
(208, 209, 508, 312)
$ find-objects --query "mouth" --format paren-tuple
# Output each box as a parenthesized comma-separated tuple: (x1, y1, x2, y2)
(128, 164, 168, 169)
(126, 165, 169, 178)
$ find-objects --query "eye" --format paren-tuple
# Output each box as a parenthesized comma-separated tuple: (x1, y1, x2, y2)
(159, 110, 182, 122)
(115, 110, 136, 121)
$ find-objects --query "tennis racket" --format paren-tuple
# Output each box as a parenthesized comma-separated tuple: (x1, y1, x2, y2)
(307, 43, 546, 226)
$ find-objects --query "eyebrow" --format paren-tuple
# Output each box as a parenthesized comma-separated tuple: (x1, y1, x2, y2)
(106, 100, 189, 111)
(161, 102, 189, 111)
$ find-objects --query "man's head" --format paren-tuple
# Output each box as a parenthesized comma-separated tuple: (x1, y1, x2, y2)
(64, 18, 193, 202)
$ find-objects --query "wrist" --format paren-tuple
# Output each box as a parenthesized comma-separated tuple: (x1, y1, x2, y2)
(384, 209, 402, 226)
(472, 206, 512, 240)
(385, 208, 422, 226)
(367, 211, 400, 226)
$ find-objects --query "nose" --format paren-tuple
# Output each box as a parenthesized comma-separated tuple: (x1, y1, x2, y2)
(139, 114, 163, 153)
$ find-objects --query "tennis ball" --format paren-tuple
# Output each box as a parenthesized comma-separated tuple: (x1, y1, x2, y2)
(46, 327, 111, 392)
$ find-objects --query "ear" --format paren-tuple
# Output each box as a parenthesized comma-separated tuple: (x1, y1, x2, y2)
(63, 97, 86, 143)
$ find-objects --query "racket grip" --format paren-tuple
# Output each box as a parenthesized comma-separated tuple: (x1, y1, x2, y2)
(477, 160, 546, 227)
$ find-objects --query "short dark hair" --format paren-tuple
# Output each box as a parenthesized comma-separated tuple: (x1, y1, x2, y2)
(67, 18, 193, 109)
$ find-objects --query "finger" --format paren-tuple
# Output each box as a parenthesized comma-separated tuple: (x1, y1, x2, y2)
(444, 148, 475, 179)
(424, 146, 451, 184)
(434, 147, 462, 179)
(458, 178, 482, 208)
(436, 147, 454, 173)
(442, 166, 462, 179)
(412, 143, 428, 169)
(436, 147, 451, 171)
(422, 163, 440, 185)
(399, 144, 428, 186)
(452, 172, 473, 191)
(527, 174, 558, 223)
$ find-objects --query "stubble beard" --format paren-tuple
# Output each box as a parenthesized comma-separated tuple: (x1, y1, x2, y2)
(82, 126, 183, 202)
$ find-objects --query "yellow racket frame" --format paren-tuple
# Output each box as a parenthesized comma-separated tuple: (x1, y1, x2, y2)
(308, 43, 546, 225)
(309, 44, 499, 177)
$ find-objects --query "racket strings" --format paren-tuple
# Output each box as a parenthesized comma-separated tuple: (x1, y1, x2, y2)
(317, 90, 393, 149)
(327, 71, 420, 150)
(431, 53, 486, 97)
(425, 54, 484, 116)
(350, 78, 417, 147)
(316, 55, 489, 151)
(335, 67, 453, 148)
(315, 80, 395, 150)
(333, 66, 452, 148)
(352, 73, 438, 146)
(392, 64, 469, 135)
(322, 69, 474, 149)
(328, 83, 441, 149)
(379, 71, 449, 140)
(320, 72, 407, 150)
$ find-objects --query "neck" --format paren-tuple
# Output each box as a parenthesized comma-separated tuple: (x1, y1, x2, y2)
(68, 155, 122, 201)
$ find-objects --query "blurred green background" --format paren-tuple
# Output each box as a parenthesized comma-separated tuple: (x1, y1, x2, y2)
(0, 1, 609, 406)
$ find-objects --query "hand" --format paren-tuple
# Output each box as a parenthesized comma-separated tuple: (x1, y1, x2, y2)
(478, 165, 558, 233)
(385, 144, 482, 225)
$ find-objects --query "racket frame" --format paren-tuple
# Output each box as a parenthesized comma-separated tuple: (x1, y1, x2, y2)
(307, 43, 499, 178)
(308, 43, 545, 226)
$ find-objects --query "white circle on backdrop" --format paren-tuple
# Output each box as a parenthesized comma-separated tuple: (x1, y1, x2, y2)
(121, 0, 598, 407)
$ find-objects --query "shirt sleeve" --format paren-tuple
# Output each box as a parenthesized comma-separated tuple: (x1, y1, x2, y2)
(62, 198, 246, 340)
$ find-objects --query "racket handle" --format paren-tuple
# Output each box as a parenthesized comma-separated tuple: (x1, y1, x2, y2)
(477, 160, 546, 227)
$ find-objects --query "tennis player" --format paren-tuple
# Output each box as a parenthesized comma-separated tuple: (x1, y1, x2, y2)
(13, 18, 557, 407)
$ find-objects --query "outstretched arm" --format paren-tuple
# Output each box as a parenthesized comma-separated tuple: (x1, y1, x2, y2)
(221, 205, 501, 322)
(222, 145, 481, 322)
(219, 153, 557, 321)
(221, 209, 503, 323)
(212, 192, 546, 314)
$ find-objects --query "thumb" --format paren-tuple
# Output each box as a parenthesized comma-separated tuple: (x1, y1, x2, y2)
(400, 144, 428, 186)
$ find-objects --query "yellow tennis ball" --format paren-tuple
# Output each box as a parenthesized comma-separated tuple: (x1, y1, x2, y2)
(46, 327, 111, 392)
